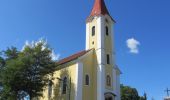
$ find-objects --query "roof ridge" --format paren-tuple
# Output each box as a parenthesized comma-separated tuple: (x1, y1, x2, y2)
(57, 49, 92, 65)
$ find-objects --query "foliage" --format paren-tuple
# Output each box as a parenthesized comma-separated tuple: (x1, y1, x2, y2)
(4, 47, 19, 60)
(121, 84, 147, 100)
(139, 92, 147, 100)
(0, 57, 5, 69)
(0, 40, 56, 100)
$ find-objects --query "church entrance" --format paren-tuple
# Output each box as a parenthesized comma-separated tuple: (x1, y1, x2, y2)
(104, 92, 116, 100)
(105, 96, 113, 100)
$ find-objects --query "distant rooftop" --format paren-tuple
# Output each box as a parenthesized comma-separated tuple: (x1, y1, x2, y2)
(164, 97, 170, 100)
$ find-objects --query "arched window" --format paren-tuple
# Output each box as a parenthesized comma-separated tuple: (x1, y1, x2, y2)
(105, 18, 108, 23)
(92, 26, 95, 36)
(106, 75, 111, 86)
(106, 54, 110, 64)
(106, 26, 109, 36)
(48, 80, 52, 99)
(62, 77, 67, 94)
(85, 74, 90, 85)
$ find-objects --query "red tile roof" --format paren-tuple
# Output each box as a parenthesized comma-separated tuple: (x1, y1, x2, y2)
(57, 49, 92, 65)
(87, 0, 114, 22)
(90, 0, 110, 17)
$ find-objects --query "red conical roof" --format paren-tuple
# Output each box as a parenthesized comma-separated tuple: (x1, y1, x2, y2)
(90, 0, 110, 16)
(87, 0, 114, 22)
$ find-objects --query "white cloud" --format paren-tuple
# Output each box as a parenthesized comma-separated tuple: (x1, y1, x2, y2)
(126, 38, 140, 54)
(22, 38, 60, 60)
(21, 40, 30, 51)
(22, 38, 46, 51)
(51, 50, 60, 61)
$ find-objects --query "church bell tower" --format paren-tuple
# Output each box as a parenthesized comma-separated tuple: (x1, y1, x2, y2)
(86, 0, 120, 100)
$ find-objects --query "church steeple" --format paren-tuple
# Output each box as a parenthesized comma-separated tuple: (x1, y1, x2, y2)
(90, 0, 110, 16)
(87, 0, 114, 22)
(85, 0, 120, 100)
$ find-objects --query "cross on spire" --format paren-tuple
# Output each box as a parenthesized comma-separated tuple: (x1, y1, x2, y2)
(165, 88, 170, 97)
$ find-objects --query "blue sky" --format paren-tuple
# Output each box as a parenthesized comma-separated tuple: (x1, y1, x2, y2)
(0, 0, 170, 99)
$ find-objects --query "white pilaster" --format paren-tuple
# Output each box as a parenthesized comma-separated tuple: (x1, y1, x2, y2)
(96, 16, 105, 100)
(116, 74, 120, 100)
(96, 49, 105, 65)
(96, 16, 105, 64)
(86, 23, 90, 50)
(112, 68, 117, 93)
(97, 16, 105, 50)
(75, 62, 83, 100)
(97, 64, 105, 100)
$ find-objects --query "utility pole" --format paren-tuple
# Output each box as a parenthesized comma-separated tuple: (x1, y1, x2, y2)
(165, 88, 170, 97)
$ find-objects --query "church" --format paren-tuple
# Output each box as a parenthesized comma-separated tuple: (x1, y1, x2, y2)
(40, 0, 121, 100)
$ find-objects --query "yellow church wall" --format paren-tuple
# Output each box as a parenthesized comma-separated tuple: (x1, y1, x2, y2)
(87, 16, 116, 93)
(80, 50, 97, 100)
(39, 62, 77, 100)
(88, 17, 98, 50)
(104, 20, 114, 91)
(105, 66, 114, 90)
(104, 22, 113, 53)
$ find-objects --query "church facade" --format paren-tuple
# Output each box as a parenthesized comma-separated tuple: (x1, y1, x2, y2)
(40, 0, 121, 100)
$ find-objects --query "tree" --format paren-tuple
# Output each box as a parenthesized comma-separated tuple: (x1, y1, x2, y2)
(0, 47, 19, 100)
(4, 47, 19, 60)
(139, 92, 147, 100)
(121, 84, 139, 100)
(0, 40, 56, 100)
(121, 84, 147, 100)
(0, 57, 5, 69)
(0, 56, 5, 84)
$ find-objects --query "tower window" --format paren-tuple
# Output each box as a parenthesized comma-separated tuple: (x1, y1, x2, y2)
(92, 41, 94, 45)
(106, 26, 109, 36)
(92, 26, 95, 36)
(106, 54, 110, 64)
(85, 74, 90, 85)
(105, 19, 108, 23)
(106, 75, 111, 86)
(62, 77, 67, 94)
(48, 80, 52, 99)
